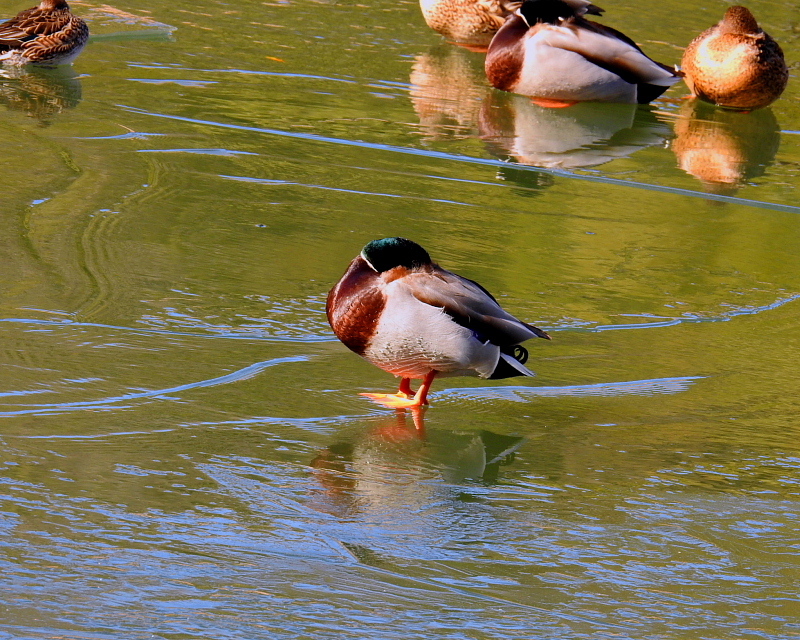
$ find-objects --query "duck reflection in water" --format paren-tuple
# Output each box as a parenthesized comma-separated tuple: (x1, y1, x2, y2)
(0, 64, 81, 124)
(480, 91, 671, 169)
(671, 99, 781, 195)
(409, 45, 490, 140)
(309, 409, 525, 516)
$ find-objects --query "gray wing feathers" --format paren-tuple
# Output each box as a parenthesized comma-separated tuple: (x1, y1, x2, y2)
(400, 269, 547, 346)
(542, 25, 678, 85)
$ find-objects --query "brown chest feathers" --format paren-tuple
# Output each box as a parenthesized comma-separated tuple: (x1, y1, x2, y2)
(326, 256, 386, 356)
(485, 14, 528, 91)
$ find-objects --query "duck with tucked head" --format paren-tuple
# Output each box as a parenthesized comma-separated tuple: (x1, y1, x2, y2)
(419, 0, 521, 49)
(0, 0, 89, 66)
(485, 0, 679, 105)
(327, 238, 550, 409)
(681, 6, 788, 111)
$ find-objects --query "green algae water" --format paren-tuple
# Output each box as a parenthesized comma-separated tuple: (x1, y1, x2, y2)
(1, 0, 800, 638)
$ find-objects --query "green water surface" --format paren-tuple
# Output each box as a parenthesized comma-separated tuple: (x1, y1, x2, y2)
(1, 0, 800, 638)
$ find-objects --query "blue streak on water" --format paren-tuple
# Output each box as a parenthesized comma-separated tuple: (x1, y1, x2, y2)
(0, 317, 334, 343)
(129, 79, 217, 87)
(592, 293, 800, 332)
(219, 174, 474, 206)
(6, 376, 700, 436)
(126, 64, 358, 84)
(1, 291, 796, 351)
(0, 389, 52, 399)
(139, 149, 260, 156)
(0, 356, 308, 417)
(118, 106, 800, 214)
(434, 376, 704, 402)
(11, 428, 178, 440)
(75, 132, 168, 140)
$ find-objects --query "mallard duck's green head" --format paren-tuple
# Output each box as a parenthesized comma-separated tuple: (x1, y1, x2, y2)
(361, 237, 432, 273)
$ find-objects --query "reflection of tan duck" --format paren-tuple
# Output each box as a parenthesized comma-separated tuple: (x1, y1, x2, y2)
(409, 46, 489, 139)
(681, 6, 788, 110)
(0, 64, 81, 122)
(419, 0, 521, 48)
(672, 99, 780, 194)
(0, 0, 89, 66)
(485, 0, 679, 104)
(480, 93, 670, 168)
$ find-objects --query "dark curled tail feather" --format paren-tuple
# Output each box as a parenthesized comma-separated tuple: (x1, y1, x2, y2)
(489, 345, 531, 379)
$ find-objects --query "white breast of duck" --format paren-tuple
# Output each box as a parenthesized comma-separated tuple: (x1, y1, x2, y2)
(364, 279, 503, 379)
(517, 25, 643, 102)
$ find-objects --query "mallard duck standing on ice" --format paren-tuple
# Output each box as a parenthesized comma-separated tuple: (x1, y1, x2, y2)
(327, 237, 550, 409)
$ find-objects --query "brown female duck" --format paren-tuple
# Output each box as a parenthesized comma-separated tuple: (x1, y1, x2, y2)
(0, 0, 88, 66)
(419, 0, 521, 48)
(681, 6, 788, 110)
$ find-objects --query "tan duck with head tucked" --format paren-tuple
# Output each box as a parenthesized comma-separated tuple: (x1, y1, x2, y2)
(681, 6, 788, 110)
(420, 0, 522, 47)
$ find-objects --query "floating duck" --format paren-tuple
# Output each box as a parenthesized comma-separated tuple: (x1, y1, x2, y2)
(0, 0, 89, 66)
(419, 0, 524, 48)
(327, 237, 550, 409)
(485, 0, 679, 104)
(681, 6, 788, 110)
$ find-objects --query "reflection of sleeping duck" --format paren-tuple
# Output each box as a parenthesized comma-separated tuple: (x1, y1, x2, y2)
(479, 92, 671, 169)
(672, 100, 780, 194)
(309, 413, 526, 516)
(0, 64, 81, 123)
(409, 46, 489, 140)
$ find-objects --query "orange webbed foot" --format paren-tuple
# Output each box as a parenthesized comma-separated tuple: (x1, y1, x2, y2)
(361, 372, 437, 409)
(359, 392, 427, 409)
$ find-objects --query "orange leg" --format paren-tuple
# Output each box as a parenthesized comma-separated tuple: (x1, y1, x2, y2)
(413, 370, 437, 406)
(361, 371, 438, 409)
(397, 377, 413, 397)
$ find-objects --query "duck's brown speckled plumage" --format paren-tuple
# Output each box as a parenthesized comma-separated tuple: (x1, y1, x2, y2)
(681, 6, 787, 110)
(420, 0, 521, 46)
(0, 0, 88, 65)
